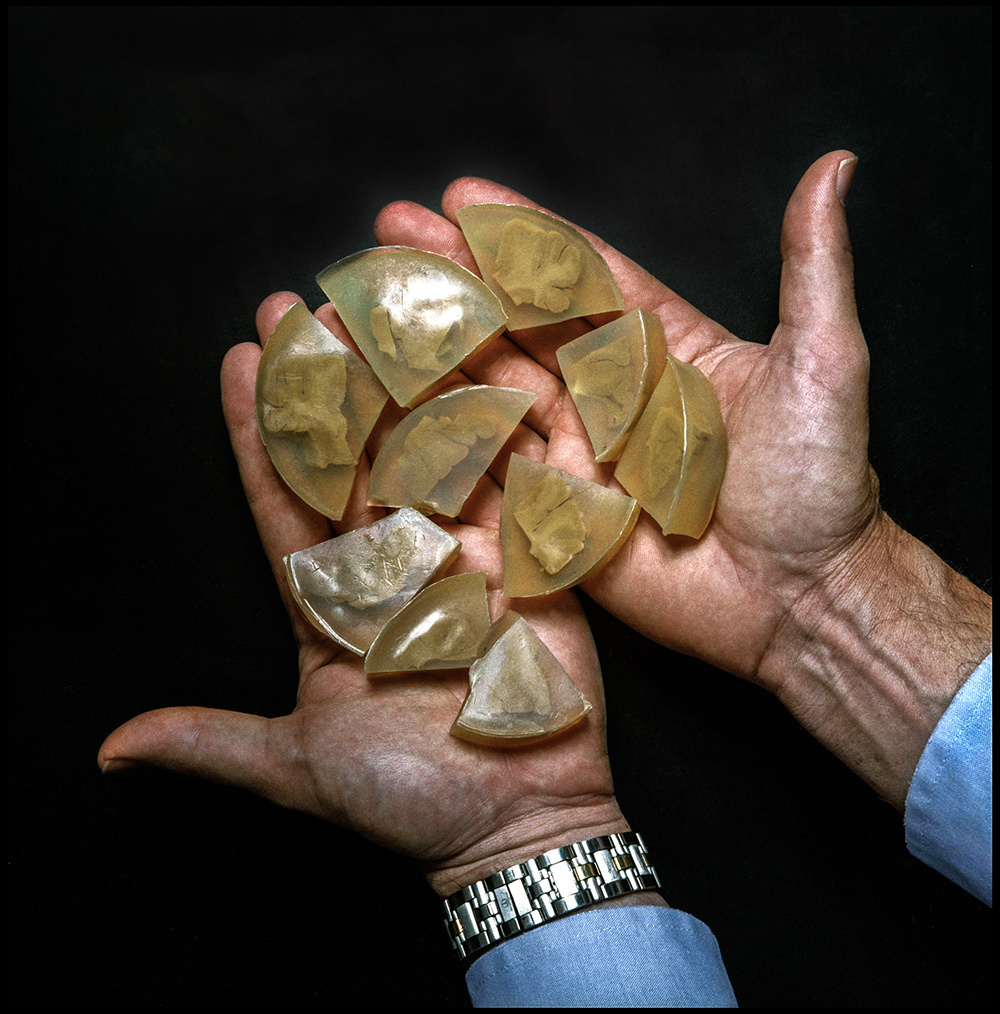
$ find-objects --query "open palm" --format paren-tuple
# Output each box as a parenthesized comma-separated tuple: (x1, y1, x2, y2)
(98, 293, 629, 896)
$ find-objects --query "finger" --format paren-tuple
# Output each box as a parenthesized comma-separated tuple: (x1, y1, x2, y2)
(374, 199, 480, 275)
(773, 150, 867, 389)
(98, 706, 297, 806)
(439, 177, 718, 358)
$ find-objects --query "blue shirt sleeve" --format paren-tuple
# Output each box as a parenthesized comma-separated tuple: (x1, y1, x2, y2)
(465, 905, 738, 1008)
(905, 653, 992, 906)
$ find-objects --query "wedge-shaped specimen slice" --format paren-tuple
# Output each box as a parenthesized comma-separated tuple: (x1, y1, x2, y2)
(614, 354, 727, 538)
(500, 455, 640, 597)
(556, 308, 667, 462)
(456, 204, 624, 331)
(256, 302, 389, 520)
(451, 611, 592, 746)
(316, 247, 507, 409)
(368, 385, 536, 517)
(284, 508, 460, 655)
(365, 572, 490, 674)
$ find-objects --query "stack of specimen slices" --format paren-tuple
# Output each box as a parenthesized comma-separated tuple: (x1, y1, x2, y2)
(256, 204, 727, 747)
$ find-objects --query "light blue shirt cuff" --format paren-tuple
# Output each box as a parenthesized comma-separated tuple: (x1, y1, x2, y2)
(905, 653, 992, 906)
(465, 905, 738, 1007)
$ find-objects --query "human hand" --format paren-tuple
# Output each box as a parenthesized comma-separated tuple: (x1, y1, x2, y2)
(98, 294, 633, 898)
(374, 151, 992, 808)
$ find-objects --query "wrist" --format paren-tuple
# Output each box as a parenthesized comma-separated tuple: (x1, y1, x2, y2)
(422, 799, 633, 898)
(762, 511, 992, 808)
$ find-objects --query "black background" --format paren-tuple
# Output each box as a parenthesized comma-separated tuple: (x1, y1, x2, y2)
(9, 6, 991, 1008)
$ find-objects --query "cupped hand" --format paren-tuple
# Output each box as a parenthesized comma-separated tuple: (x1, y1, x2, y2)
(374, 152, 991, 808)
(375, 151, 873, 687)
(98, 294, 629, 897)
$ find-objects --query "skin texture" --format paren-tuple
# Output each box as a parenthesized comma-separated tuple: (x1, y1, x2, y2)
(99, 151, 991, 902)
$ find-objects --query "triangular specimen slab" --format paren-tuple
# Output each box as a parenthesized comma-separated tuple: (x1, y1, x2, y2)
(450, 611, 592, 746)
(368, 385, 536, 517)
(556, 308, 666, 462)
(256, 302, 389, 520)
(614, 354, 727, 538)
(456, 204, 624, 331)
(500, 455, 639, 597)
(284, 508, 461, 655)
(365, 572, 491, 675)
(316, 247, 507, 409)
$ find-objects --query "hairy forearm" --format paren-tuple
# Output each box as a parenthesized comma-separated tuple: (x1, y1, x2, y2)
(762, 513, 992, 810)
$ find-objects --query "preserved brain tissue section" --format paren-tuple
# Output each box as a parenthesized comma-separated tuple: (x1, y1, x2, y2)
(455, 204, 624, 331)
(450, 611, 592, 746)
(261, 353, 352, 467)
(316, 247, 507, 408)
(500, 454, 640, 597)
(255, 302, 388, 520)
(284, 508, 461, 655)
(512, 471, 587, 575)
(494, 219, 581, 313)
(368, 385, 537, 517)
(557, 308, 667, 462)
(365, 572, 491, 674)
(614, 353, 727, 538)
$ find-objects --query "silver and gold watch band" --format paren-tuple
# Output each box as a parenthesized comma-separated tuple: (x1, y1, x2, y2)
(442, 831, 660, 960)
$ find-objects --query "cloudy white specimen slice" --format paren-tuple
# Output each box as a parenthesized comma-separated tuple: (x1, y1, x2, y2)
(316, 247, 507, 408)
(284, 508, 460, 655)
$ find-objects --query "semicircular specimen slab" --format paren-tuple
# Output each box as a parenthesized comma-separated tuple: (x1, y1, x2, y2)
(316, 247, 507, 409)
(365, 572, 491, 674)
(255, 302, 389, 520)
(455, 204, 623, 331)
(556, 308, 666, 462)
(450, 611, 592, 746)
(614, 354, 727, 538)
(284, 508, 461, 655)
(368, 385, 536, 517)
(500, 454, 639, 597)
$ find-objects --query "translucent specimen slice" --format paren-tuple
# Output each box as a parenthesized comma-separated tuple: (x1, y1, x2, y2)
(614, 354, 727, 538)
(367, 385, 536, 517)
(450, 611, 592, 746)
(556, 308, 667, 462)
(365, 572, 491, 675)
(256, 302, 389, 520)
(316, 247, 507, 408)
(500, 455, 640, 597)
(455, 204, 624, 331)
(284, 508, 461, 655)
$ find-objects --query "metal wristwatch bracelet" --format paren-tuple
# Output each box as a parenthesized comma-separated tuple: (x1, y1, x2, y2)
(442, 831, 660, 960)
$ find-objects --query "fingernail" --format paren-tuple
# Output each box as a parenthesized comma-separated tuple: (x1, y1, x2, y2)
(836, 156, 858, 206)
(101, 758, 136, 774)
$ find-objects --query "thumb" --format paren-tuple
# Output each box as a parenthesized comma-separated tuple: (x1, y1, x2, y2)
(773, 150, 867, 389)
(98, 706, 285, 802)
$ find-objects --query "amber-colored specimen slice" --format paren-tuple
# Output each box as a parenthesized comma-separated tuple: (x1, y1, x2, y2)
(255, 302, 389, 520)
(556, 308, 667, 462)
(500, 455, 639, 597)
(614, 354, 727, 538)
(367, 385, 536, 517)
(316, 247, 507, 409)
(450, 611, 592, 746)
(365, 572, 490, 675)
(284, 508, 461, 655)
(455, 204, 624, 331)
